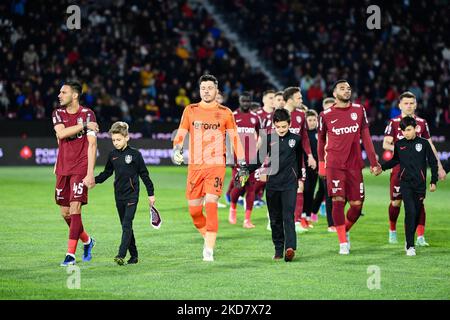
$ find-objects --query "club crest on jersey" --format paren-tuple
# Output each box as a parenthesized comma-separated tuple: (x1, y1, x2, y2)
(296, 116, 301, 123)
(125, 155, 132, 164)
(288, 139, 296, 148)
(250, 117, 256, 124)
(351, 113, 358, 121)
(416, 126, 421, 133)
(415, 144, 422, 152)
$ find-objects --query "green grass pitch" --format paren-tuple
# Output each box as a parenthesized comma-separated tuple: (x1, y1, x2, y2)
(0, 166, 449, 300)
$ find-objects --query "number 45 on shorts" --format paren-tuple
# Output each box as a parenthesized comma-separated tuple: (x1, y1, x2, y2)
(73, 182, 84, 196)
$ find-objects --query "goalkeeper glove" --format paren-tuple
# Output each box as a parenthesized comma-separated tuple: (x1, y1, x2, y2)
(172, 145, 184, 165)
(234, 160, 249, 188)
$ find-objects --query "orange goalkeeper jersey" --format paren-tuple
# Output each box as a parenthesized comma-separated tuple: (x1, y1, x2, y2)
(173, 101, 244, 170)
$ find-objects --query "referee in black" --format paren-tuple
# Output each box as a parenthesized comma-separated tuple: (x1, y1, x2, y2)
(379, 116, 438, 256)
(95, 122, 155, 265)
(252, 109, 304, 262)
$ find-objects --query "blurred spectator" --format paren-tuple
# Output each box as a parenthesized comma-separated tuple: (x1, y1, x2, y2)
(18, 98, 33, 120)
(307, 80, 324, 110)
(22, 44, 38, 65)
(175, 88, 190, 108)
(142, 114, 154, 138)
(140, 64, 154, 88)
(444, 105, 450, 125)
(29, 90, 44, 119)
(385, 86, 399, 107)
(145, 99, 160, 120)
(0, 91, 11, 119)
(408, 80, 423, 103)
(389, 104, 401, 119)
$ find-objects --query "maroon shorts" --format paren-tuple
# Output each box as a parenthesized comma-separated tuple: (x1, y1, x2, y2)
(55, 174, 88, 206)
(390, 166, 402, 200)
(326, 168, 364, 201)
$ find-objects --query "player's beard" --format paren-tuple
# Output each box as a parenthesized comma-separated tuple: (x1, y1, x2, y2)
(336, 93, 351, 103)
(202, 92, 217, 103)
(60, 97, 72, 107)
(240, 105, 250, 112)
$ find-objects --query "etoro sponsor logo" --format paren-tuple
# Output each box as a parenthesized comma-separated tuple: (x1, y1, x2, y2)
(331, 123, 359, 135)
(192, 121, 220, 130)
(237, 127, 256, 134)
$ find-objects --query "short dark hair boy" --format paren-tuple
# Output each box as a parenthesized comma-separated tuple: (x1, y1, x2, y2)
(379, 116, 438, 256)
(255, 107, 303, 262)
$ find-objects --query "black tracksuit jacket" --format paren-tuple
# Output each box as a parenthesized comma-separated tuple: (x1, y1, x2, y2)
(249, 131, 303, 191)
(95, 146, 154, 201)
(381, 136, 438, 193)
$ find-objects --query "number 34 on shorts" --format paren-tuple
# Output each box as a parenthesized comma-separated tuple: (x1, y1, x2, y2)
(186, 167, 226, 200)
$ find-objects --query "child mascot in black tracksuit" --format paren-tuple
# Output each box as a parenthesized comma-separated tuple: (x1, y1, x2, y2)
(378, 116, 438, 256)
(246, 109, 304, 262)
(94, 121, 155, 265)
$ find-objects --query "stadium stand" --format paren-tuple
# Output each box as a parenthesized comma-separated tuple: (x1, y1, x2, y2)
(212, 0, 450, 127)
(0, 0, 272, 127)
(1, 0, 449, 132)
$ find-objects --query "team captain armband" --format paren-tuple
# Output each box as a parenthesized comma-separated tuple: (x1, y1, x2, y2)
(82, 109, 97, 136)
(82, 120, 96, 136)
(86, 129, 97, 137)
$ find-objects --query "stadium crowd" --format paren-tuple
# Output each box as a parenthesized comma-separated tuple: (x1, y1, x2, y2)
(213, 0, 450, 127)
(1, 0, 449, 130)
(0, 0, 270, 126)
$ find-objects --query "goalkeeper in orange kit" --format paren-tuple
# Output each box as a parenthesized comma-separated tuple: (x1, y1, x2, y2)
(172, 74, 248, 262)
